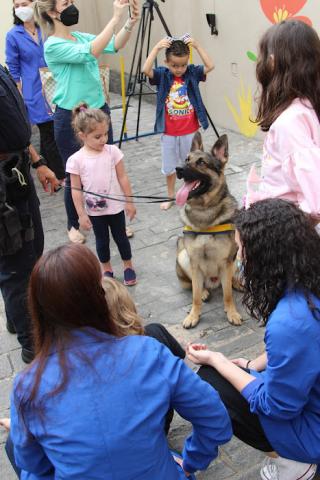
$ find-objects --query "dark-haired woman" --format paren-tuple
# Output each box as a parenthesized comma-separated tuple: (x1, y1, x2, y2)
(8, 243, 231, 479)
(187, 199, 320, 480)
(246, 21, 320, 229)
(6, 0, 64, 179)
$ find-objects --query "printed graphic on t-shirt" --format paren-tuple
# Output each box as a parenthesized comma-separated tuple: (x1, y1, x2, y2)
(165, 77, 199, 136)
(85, 193, 108, 214)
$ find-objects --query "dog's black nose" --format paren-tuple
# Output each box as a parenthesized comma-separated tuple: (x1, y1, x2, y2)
(176, 167, 184, 179)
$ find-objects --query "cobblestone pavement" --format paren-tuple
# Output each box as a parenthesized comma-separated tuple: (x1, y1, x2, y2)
(0, 93, 269, 479)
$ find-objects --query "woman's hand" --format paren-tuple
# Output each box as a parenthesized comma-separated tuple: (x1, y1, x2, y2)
(113, 0, 130, 23)
(173, 456, 191, 477)
(125, 202, 136, 221)
(187, 344, 229, 368)
(128, 0, 140, 24)
(79, 214, 92, 231)
(0, 418, 10, 432)
(186, 343, 213, 365)
(231, 357, 250, 369)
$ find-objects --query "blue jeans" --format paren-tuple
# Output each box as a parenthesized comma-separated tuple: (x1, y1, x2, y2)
(54, 104, 113, 230)
(89, 211, 131, 263)
(0, 176, 44, 352)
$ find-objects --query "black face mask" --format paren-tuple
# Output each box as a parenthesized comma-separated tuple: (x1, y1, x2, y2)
(59, 4, 79, 26)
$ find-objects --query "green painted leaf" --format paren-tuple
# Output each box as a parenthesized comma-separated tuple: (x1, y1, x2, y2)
(247, 51, 257, 62)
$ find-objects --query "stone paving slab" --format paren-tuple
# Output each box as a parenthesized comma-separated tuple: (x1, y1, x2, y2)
(0, 93, 272, 479)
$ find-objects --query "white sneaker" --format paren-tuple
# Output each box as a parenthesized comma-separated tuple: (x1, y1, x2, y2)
(68, 227, 85, 244)
(260, 456, 317, 480)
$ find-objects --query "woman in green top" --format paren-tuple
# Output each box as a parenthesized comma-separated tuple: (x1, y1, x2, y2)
(34, 0, 139, 244)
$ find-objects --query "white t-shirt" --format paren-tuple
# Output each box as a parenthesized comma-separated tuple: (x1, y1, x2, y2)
(66, 144, 124, 216)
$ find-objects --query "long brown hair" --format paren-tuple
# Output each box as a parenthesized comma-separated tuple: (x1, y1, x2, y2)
(255, 21, 320, 131)
(20, 244, 119, 409)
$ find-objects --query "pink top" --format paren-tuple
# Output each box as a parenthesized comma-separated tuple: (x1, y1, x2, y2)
(66, 145, 124, 216)
(246, 98, 320, 215)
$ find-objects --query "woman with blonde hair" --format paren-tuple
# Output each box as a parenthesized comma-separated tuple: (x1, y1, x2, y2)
(33, 0, 139, 244)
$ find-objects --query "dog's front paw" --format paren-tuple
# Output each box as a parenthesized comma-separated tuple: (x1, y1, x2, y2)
(226, 309, 242, 326)
(183, 313, 200, 329)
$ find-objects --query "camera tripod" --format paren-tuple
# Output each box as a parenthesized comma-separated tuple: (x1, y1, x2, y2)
(118, 0, 219, 148)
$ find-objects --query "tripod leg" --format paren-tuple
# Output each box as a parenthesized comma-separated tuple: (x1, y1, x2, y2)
(119, 6, 149, 147)
(153, 3, 171, 36)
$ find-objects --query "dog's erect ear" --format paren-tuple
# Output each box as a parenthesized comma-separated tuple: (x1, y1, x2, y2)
(191, 131, 204, 152)
(212, 134, 229, 165)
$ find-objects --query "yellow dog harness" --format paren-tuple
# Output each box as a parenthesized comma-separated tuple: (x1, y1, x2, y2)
(183, 223, 235, 235)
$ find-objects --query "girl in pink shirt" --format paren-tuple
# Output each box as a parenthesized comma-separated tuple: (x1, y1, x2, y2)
(66, 104, 137, 285)
(247, 21, 320, 227)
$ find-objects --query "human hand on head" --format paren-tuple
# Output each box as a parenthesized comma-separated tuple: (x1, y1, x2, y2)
(155, 37, 172, 51)
(184, 37, 199, 49)
(125, 202, 136, 221)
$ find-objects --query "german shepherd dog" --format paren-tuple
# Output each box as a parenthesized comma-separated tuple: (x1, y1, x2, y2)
(175, 132, 242, 329)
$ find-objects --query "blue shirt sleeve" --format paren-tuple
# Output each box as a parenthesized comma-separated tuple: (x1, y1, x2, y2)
(149, 66, 165, 86)
(188, 64, 206, 83)
(241, 301, 320, 420)
(5, 32, 21, 82)
(157, 343, 232, 474)
(10, 385, 55, 479)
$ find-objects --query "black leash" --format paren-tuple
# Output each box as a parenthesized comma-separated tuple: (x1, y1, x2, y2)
(62, 185, 175, 204)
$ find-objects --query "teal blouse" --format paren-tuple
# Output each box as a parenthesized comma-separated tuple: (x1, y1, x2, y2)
(44, 32, 116, 110)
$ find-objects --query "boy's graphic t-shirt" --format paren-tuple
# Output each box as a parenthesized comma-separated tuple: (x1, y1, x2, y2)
(165, 76, 199, 136)
(66, 144, 124, 216)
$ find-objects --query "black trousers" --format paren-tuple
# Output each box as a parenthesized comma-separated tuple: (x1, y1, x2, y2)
(90, 211, 131, 263)
(0, 178, 44, 351)
(198, 365, 273, 452)
(37, 121, 65, 180)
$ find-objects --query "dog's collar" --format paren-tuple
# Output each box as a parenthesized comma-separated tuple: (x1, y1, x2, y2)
(183, 223, 235, 235)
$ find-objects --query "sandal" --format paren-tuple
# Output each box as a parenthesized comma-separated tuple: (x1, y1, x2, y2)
(124, 268, 137, 286)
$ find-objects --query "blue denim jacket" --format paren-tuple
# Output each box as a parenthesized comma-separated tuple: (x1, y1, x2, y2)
(150, 65, 209, 134)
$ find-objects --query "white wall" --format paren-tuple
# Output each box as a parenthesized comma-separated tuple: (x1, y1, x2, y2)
(2, 0, 320, 136)
(0, 1, 15, 64)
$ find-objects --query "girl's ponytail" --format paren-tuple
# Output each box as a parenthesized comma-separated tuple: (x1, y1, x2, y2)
(72, 103, 109, 138)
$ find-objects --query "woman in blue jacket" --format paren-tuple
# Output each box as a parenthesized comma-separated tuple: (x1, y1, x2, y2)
(6, 0, 64, 179)
(8, 243, 232, 479)
(187, 199, 320, 480)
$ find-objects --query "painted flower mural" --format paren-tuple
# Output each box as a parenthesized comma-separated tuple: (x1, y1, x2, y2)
(260, 0, 312, 25)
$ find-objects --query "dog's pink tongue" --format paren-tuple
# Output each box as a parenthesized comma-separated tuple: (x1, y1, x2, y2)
(176, 181, 198, 206)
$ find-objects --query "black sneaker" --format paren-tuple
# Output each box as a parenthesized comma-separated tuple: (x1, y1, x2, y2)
(21, 348, 35, 364)
(6, 322, 16, 334)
